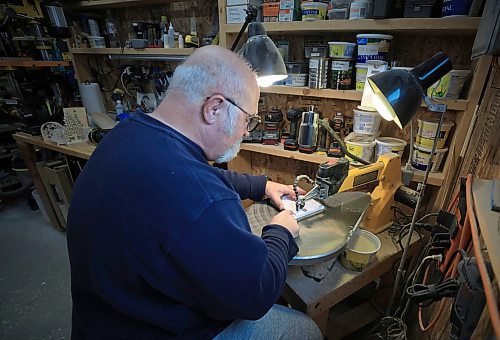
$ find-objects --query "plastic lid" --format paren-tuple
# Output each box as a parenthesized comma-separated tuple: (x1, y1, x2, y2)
(417, 118, 454, 127)
(328, 42, 356, 45)
(356, 34, 393, 39)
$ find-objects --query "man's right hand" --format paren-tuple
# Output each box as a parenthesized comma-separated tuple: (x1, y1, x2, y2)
(270, 210, 299, 238)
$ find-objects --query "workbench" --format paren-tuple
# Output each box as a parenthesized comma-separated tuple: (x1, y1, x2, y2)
(13, 132, 419, 338)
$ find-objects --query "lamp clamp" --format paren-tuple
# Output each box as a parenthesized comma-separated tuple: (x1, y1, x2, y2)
(423, 96, 447, 113)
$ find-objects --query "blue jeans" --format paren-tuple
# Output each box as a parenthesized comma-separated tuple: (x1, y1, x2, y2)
(214, 304, 323, 340)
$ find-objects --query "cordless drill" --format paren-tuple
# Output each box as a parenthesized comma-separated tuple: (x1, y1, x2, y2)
(284, 108, 303, 151)
(262, 109, 283, 145)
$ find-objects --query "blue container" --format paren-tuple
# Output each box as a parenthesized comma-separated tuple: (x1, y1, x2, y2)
(356, 34, 393, 64)
(441, 0, 472, 17)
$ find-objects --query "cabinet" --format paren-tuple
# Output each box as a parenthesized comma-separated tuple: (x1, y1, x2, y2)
(216, 0, 491, 210)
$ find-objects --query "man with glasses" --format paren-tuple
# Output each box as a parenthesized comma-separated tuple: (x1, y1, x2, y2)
(67, 46, 322, 339)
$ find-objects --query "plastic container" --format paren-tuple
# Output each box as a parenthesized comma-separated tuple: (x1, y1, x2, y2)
(328, 8, 349, 19)
(345, 133, 376, 165)
(286, 62, 308, 87)
(309, 57, 329, 89)
(330, 59, 353, 90)
(355, 63, 369, 91)
(88, 19, 100, 37)
(441, 0, 472, 17)
(32, 189, 50, 223)
(301, 2, 328, 21)
(412, 144, 448, 172)
(356, 34, 393, 63)
(416, 119, 454, 149)
(340, 229, 381, 272)
(89, 36, 105, 48)
(349, 1, 369, 19)
(115, 100, 124, 115)
(375, 137, 407, 160)
(353, 107, 381, 135)
(328, 42, 356, 58)
(427, 70, 470, 99)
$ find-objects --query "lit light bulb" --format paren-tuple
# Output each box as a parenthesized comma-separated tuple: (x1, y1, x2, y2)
(257, 75, 287, 88)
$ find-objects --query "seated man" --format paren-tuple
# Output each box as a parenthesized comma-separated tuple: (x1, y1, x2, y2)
(67, 45, 322, 339)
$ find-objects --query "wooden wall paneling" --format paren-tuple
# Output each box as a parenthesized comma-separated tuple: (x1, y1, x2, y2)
(217, 0, 226, 47)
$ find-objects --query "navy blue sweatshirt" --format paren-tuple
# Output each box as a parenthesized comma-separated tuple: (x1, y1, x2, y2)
(66, 112, 299, 339)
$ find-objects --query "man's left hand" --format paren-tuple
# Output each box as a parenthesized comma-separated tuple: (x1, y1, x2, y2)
(265, 181, 306, 210)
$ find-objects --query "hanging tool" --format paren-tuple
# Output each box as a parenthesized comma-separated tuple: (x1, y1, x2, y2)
(284, 108, 303, 151)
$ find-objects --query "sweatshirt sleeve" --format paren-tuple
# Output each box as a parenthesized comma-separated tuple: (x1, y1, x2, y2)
(162, 199, 298, 321)
(217, 169, 267, 201)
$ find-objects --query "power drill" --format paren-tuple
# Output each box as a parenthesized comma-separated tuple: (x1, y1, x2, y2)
(298, 106, 319, 154)
(284, 108, 303, 151)
(327, 112, 345, 157)
(262, 108, 283, 145)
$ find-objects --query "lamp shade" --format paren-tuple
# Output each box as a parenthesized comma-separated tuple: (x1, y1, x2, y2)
(367, 52, 452, 129)
(238, 22, 287, 87)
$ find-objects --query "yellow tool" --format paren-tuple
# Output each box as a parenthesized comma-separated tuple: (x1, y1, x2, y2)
(295, 153, 418, 234)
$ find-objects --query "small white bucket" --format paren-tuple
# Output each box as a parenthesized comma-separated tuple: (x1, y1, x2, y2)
(341, 229, 381, 272)
(345, 133, 376, 165)
(375, 137, 407, 160)
(416, 119, 454, 149)
(411, 144, 448, 173)
(353, 108, 381, 135)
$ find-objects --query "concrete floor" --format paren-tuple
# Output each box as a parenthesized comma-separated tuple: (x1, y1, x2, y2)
(0, 199, 71, 340)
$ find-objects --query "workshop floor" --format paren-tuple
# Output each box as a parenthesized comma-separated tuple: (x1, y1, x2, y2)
(0, 199, 71, 340)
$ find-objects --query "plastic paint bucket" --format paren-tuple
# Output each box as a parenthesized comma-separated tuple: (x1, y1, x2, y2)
(330, 59, 353, 90)
(427, 70, 470, 99)
(375, 137, 407, 160)
(441, 0, 473, 17)
(411, 144, 448, 172)
(345, 133, 376, 165)
(286, 62, 308, 87)
(328, 42, 356, 58)
(355, 63, 369, 91)
(301, 2, 328, 21)
(416, 119, 454, 149)
(353, 108, 381, 135)
(340, 229, 381, 272)
(356, 34, 393, 63)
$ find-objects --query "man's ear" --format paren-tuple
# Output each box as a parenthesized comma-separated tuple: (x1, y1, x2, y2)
(202, 95, 224, 125)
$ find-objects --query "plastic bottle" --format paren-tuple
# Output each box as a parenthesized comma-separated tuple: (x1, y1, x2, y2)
(105, 10, 120, 48)
(163, 32, 169, 48)
(159, 16, 167, 34)
(190, 13, 197, 36)
(167, 22, 175, 50)
(115, 100, 124, 114)
(178, 34, 184, 48)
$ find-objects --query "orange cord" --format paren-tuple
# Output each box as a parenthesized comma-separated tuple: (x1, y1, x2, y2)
(465, 175, 500, 338)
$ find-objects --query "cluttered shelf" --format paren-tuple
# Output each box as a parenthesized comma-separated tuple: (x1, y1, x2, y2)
(69, 48, 195, 56)
(239, 143, 444, 186)
(73, 0, 168, 9)
(13, 133, 95, 160)
(0, 59, 71, 68)
(260, 86, 469, 111)
(222, 17, 481, 35)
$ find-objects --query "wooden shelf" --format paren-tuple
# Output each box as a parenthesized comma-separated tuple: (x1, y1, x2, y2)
(70, 47, 195, 56)
(224, 17, 481, 35)
(74, 0, 168, 9)
(239, 143, 444, 186)
(0, 60, 70, 68)
(260, 85, 469, 111)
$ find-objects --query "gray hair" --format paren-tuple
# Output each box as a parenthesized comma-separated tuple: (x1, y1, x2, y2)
(166, 58, 254, 107)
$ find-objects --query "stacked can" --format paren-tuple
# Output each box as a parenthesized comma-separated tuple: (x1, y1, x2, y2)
(355, 34, 393, 91)
(308, 57, 329, 89)
(328, 42, 356, 90)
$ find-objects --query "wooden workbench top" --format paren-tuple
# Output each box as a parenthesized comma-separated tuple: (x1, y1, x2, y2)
(13, 133, 96, 160)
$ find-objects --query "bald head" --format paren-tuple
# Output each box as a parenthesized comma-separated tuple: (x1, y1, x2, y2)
(165, 45, 258, 106)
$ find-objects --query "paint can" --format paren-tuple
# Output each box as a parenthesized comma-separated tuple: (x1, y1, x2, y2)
(416, 119, 454, 149)
(330, 59, 353, 90)
(355, 63, 369, 91)
(375, 137, 407, 160)
(412, 144, 448, 172)
(301, 2, 328, 21)
(356, 34, 393, 63)
(328, 42, 356, 59)
(353, 107, 381, 135)
(345, 133, 376, 165)
(285, 62, 308, 87)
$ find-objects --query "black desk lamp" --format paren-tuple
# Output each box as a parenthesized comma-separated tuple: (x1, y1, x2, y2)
(367, 52, 453, 318)
(230, 6, 287, 87)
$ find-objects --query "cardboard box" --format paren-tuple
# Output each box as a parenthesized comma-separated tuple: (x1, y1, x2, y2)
(227, 5, 248, 23)
(279, 8, 300, 21)
(280, 0, 301, 10)
(226, 0, 261, 6)
(263, 15, 279, 22)
(263, 2, 280, 16)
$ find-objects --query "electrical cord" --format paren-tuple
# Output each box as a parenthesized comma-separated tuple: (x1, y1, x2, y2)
(406, 277, 459, 304)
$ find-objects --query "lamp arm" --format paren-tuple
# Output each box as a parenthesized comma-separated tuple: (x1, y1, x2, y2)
(318, 119, 371, 165)
(230, 5, 258, 51)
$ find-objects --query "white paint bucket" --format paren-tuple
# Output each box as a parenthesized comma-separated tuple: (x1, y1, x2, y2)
(375, 137, 407, 160)
(416, 119, 454, 149)
(355, 63, 369, 91)
(301, 2, 328, 21)
(411, 144, 448, 173)
(345, 133, 376, 165)
(340, 229, 381, 272)
(356, 34, 393, 63)
(328, 42, 356, 59)
(427, 70, 470, 99)
(353, 108, 381, 135)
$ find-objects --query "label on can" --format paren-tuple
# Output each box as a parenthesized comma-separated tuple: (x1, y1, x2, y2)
(331, 60, 351, 71)
(358, 44, 379, 56)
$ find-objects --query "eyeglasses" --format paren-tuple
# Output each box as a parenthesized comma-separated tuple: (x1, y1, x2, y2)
(222, 96, 261, 132)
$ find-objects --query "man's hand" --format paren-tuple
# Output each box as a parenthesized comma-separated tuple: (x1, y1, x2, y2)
(265, 181, 306, 210)
(270, 210, 299, 238)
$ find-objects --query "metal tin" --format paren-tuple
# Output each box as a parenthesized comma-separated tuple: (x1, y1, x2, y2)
(309, 57, 329, 89)
(330, 58, 353, 90)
